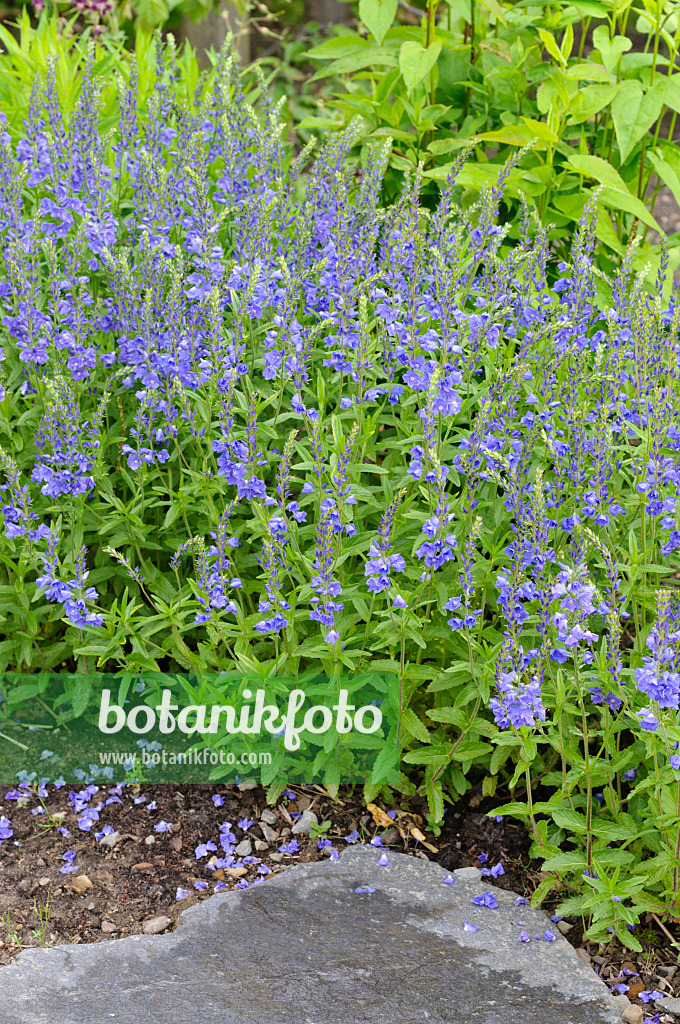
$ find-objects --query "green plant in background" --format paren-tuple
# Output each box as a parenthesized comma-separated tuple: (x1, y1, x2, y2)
(303, 0, 680, 274)
(26, 0, 225, 37)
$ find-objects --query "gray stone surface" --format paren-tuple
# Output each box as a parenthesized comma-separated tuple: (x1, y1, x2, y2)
(0, 845, 622, 1024)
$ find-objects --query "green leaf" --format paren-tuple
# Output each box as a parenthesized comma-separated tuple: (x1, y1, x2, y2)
(449, 740, 489, 761)
(542, 851, 587, 872)
(401, 707, 431, 743)
(403, 744, 451, 766)
(663, 74, 680, 115)
(399, 40, 442, 93)
(537, 28, 565, 67)
(305, 35, 368, 60)
(310, 47, 399, 81)
(611, 79, 665, 162)
(565, 154, 662, 232)
(136, 0, 169, 30)
(551, 807, 589, 833)
(566, 153, 629, 193)
(566, 62, 612, 83)
(477, 0, 507, 25)
(567, 84, 619, 125)
(359, 0, 398, 46)
(649, 146, 680, 216)
(592, 25, 631, 76)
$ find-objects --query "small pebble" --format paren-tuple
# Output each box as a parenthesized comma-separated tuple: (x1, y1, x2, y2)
(142, 915, 172, 935)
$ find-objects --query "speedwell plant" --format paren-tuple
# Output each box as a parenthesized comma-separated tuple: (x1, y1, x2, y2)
(0, 36, 679, 945)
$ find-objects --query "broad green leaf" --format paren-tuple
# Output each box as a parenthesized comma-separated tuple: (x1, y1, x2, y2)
(477, 0, 507, 25)
(649, 146, 680, 214)
(663, 73, 680, 115)
(521, 117, 558, 143)
(566, 62, 612, 83)
(600, 185, 661, 232)
(551, 807, 589, 833)
(611, 78, 665, 161)
(359, 0, 398, 46)
(310, 47, 399, 81)
(476, 125, 540, 145)
(136, 0, 169, 30)
(399, 40, 442, 92)
(567, 84, 619, 125)
(541, 851, 587, 872)
(592, 24, 631, 76)
(565, 154, 661, 232)
(566, 153, 630, 193)
(305, 35, 369, 60)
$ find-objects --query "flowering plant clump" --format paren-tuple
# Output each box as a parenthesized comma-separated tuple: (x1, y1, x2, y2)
(1, 37, 680, 943)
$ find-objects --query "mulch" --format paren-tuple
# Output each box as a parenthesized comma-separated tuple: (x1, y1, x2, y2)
(0, 780, 678, 1020)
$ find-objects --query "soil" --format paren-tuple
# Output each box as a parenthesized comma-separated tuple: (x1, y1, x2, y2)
(0, 780, 678, 1021)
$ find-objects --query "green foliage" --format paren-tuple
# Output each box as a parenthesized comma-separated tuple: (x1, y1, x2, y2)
(303, 0, 680, 269)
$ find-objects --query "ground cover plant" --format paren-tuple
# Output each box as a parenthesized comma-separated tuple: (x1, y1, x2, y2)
(3, 32, 680, 953)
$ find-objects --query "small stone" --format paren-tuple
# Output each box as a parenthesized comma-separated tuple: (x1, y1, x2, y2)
(87, 903, 95, 911)
(556, 920, 572, 935)
(99, 831, 122, 849)
(234, 840, 252, 857)
(452, 866, 482, 881)
(71, 875, 93, 895)
(575, 948, 591, 965)
(144, 835, 155, 846)
(269, 852, 284, 863)
(260, 809, 278, 825)
(142, 915, 172, 936)
(254, 840, 269, 852)
(658, 966, 677, 980)
(170, 836, 182, 853)
(322, 845, 334, 857)
(292, 810, 318, 835)
(131, 862, 154, 872)
(659, 996, 680, 1013)
(414, 851, 429, 860)
(237, 782, 257, 791)
(260, 823, 278, 843)
(38, 877, 51, 887)
(100, 920, 117, 934)
(620, 1005, 643, 1024)
(225, 867, 248, 878)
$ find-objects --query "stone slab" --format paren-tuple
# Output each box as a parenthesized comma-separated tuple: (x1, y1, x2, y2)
(0, 845, 622, 1024)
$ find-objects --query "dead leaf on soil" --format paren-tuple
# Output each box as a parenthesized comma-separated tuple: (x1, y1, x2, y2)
(366, 803, 393, 829)
(409, 826, 438, 854)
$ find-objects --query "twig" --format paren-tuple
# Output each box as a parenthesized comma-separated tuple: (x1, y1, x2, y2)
(652, 912, 680, 948)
